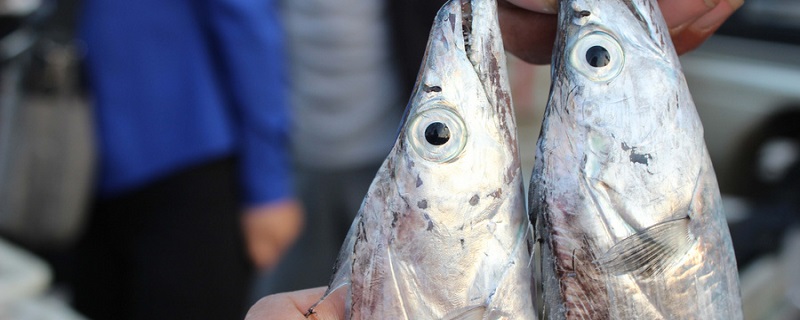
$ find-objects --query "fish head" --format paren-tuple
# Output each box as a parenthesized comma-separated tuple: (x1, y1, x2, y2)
(530, 1, 742, 315)
(335, 1, 531, 317)
(542, 0, 707, 231)
(391, 0, 521, 228)
(551, 0, 686, 120)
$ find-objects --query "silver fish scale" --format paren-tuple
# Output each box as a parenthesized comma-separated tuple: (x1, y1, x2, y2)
(530, 0, 742, 319)
(310, 0, 537, 319)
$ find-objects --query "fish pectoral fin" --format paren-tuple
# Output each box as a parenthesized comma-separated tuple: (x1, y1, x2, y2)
(442, 305, 486, 320)
(595, 216, 694, 279)
(305, 214, 363, 316)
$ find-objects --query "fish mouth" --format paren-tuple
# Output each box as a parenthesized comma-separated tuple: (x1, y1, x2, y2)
(457, 0, 504, 70)
(460, 0, 473, 53)
(455, 0, 508, 95)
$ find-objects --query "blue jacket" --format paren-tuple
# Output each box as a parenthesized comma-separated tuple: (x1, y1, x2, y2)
(79, 0, 291, 206)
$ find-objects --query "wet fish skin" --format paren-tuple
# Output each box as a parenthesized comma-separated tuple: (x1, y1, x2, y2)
(308, 0, 536, 319)
(530, 0, 743, 319)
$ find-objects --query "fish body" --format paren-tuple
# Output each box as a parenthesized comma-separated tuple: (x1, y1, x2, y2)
(311, 0, 536, 319)
(530, 0, 743, 319)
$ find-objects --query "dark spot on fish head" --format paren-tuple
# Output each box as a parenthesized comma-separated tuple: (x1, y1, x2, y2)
(578, 10, 591, 17)
(469, 194, 480, 206)
(504, 162, 516, 184)
(416, 175, 423, 188)
(391, 211, 400, 228)
(356, 219, 368, 242)
(423, 213, 434, 231)
(423, 84, 442, 93)
(417, 199, 428, 209)
(460, 238, 465, 248)
(622, 143, 653, 166)
(630, 152, 652, 166)
(406, 159, 415, 170)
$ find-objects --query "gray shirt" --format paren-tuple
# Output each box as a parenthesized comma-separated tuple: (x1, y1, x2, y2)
(281, 0, 403, 170)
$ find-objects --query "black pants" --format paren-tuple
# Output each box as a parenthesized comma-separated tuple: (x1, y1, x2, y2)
(72, 157, 253, 320)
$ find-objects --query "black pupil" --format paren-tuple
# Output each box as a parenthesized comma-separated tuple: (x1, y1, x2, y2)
(586, 45, 611, 67)
(424, 122, 450, 145)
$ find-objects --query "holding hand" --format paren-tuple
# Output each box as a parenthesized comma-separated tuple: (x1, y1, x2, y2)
(245, 287, 346, 320)
(498, 0, 744, 64)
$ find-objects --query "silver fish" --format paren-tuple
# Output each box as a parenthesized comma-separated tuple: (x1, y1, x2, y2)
(307, 0, 536, 319)
(529, 0, 743, 319)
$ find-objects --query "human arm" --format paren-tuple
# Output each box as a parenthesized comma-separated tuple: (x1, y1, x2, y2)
(201, 0, 302, 269)
(498, 0, 744, 64)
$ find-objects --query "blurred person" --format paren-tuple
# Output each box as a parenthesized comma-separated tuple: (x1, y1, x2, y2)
(727, 109, 800, 267)
(252, 0, 448, 296)
(72, 0, 302, 319)
(248, 0, 743, 315)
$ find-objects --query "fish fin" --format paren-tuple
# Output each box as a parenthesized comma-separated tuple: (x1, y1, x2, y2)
(305, 214, 361, 315)
(442, 305, 486, 320)
(595, 216, 694, 279)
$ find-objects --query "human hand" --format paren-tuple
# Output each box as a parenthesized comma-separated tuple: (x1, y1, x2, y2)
(498, 0, 744, 64)
(245, 286, 346, 320)
(242, 199, 304, 270)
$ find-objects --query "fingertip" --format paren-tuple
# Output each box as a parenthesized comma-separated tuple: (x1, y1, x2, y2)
(727, 0, 745, 10)
(691, 0, 738, 31)
(498, 1, 558, 64)
(245, 294, 293, 320)
(672, 25, 715, 55)
(661, 0, 720, 28)
(670, 0, 740, 55)
(297, 286, 347, 320)
(245, 287, 336, 320)
(504, 0, 558, 14)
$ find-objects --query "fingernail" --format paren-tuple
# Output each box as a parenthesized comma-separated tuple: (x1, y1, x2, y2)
(542, 0, 558, 14)
(692, 2, 732, 31)
(669, 21, 691, 36)
(508, 0, 558, 14)
(727, 0, 744, 10)
(703, 0, 720, 9)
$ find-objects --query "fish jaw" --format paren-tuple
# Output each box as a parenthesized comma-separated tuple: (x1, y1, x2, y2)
(313, 0, 536, 319)
(531, 0, 742, 319)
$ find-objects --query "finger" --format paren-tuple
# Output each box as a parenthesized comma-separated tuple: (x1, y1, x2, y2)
(498, 0, 558, 65)
(671, 0, 742, 54)
(661, 0, 721, 30)
(246, 287, 347, 320)
(505, 0, 558, 14)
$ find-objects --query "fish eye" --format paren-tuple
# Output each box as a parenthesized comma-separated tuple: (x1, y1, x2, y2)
(586, 45, 610, 67)
(570, 31, 624, 81)
(407, 106, 467, 163)
(424, 122, 450, 145)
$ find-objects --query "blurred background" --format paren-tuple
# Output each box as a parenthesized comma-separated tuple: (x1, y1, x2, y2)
(0, 0, 798, 319)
